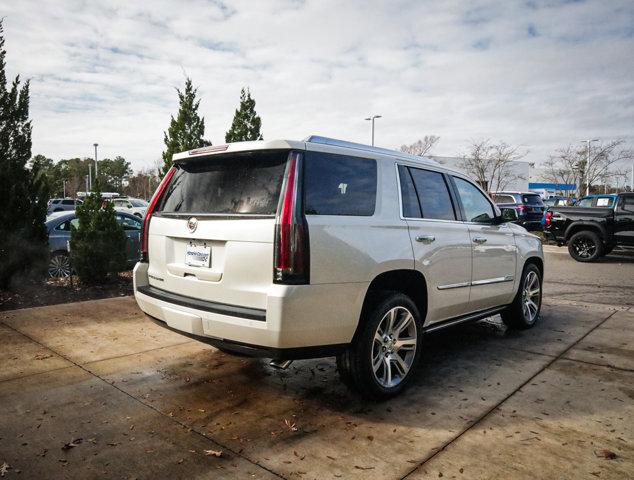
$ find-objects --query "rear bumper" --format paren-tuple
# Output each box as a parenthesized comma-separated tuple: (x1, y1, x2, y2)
(132, 262, 366, 356)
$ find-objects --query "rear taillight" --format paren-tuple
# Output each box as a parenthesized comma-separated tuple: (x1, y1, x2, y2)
(545, 211, 552, 227)
(140, 166, 176, 262)
(274, 151, 309, 284)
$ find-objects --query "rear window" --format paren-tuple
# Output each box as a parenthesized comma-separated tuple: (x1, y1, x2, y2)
(157, 151, 288, 215)
(492, 194, 516, 204)
(303, 151, 377, 216)
(522, 194, 544, 205)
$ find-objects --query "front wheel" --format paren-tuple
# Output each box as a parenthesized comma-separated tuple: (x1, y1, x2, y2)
(337, 292, 423, 400)
(501, 263, 542, 330)
(48, 252, 72, 278)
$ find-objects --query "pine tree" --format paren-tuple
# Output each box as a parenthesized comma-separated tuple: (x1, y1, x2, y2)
(225, 87, 263, 143)
(161, 78, 211, 177)
(0, 20, 49, 288)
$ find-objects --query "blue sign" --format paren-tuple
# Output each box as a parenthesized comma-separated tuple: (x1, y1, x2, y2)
(529, 182, 576, 191)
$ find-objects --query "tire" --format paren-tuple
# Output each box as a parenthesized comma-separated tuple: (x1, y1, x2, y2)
(48, 251, 72, 278)
(501, 263, 542, 330)
(568, 230, 603, 262)
(603, 244, 615, 256)
(337, 292, 423, 400)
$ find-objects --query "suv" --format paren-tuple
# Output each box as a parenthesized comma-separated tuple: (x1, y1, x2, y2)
(112, 197, 149, 218)
(47, 198, 82, 214)
(133, 137, 544, 399)
(491, 192, 545, 230)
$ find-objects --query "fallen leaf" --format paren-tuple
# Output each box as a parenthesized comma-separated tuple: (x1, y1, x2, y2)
(596, 449, 617, 460)
(204, 449, 223, 458)
(354, 466, 374, 470)
(0, 463, 10, 477)
(61, 438, 83, 451)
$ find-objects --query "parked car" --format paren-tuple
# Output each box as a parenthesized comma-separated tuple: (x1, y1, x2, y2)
(133, 137, 544, 399)
(112, 197, 148, 218)
(544, 192, 634, 262)
(46, 211, 143, 277)
(573, 194, 618, 208)
(47, 198, 82, 215)
(490, 192, 546, 230)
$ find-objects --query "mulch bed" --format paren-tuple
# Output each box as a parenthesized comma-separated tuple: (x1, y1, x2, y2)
(0, 272, 133, 311)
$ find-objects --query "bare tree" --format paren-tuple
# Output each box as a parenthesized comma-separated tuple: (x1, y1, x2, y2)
(547, 140, 633, 196)
(458, 140, 527, 192)
(400, 135, 440, 157)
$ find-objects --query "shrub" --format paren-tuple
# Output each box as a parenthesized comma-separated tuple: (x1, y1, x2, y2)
(70, 185, 127, 284)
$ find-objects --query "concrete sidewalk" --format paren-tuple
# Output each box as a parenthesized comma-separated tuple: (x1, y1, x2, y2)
(1, 295, 632, 479)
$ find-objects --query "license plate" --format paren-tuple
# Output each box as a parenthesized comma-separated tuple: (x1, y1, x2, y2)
(185, 242, 211, 268)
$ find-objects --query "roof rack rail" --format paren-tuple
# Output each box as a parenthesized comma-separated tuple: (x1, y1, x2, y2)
(303, 135, 438, 164)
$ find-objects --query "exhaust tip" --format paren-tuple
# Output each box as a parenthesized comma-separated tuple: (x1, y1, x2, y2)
(269, 359, 293, 370)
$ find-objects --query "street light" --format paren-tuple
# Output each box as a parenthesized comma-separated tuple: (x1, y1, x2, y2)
(93, 143, 99, 185)
(581, 139, 599, 196)
(364, 115, 382, 146)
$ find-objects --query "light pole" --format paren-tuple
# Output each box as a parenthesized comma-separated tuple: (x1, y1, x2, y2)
(364, 115, 382, 146)
(581, 139, 599, 196)
(93, 143, 99, 185)
(88, 164, 92, 192)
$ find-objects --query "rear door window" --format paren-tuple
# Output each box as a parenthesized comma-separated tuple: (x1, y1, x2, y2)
(407, 167, 456, 221)
(492, 194, 516, 204)
(158, 150, 288, 215)
(398, 166, 422, 218)
(304, 151, 377, 216)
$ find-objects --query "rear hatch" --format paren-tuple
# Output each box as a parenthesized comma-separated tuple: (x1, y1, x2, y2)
(522, 194, 545, 220)
(146, 150, 289, 310)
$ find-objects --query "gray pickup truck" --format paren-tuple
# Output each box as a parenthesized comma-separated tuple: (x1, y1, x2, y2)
(544, 192, 634, 261)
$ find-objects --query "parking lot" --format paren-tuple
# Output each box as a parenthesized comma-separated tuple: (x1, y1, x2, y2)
(1, 248, 632, 479)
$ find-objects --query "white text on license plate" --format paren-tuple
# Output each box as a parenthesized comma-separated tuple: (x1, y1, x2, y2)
(185, 242, 211, 268)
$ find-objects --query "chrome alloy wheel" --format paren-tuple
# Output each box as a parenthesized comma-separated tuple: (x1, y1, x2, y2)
(571, 237, 596, 259)
(371, 306, 417, 388)
(48, 254, 71, 278)
(521, 270, 541, 324)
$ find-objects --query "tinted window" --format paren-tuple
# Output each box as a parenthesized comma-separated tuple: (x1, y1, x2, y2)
(408, 168, 456, 220)
(304, 152, 377, 216)
(55, 218, 80, 231)
(621, 196, 634, 210)
(61, 199, 74, 205)
(522, 194, 544, 205)
(492, 194, 516, 204)
(116, 214, 142, 230)
(158, 151, 288, 215)
(577, 198, 593, 207)
(453, 177, 495, 223)
(398, 166, 422, 218)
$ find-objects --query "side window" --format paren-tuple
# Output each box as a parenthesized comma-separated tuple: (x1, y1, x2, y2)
(304, 152, 377, 216)
(116, 215, 142, 230)
(61, 199, 74, 205)
(55, 218, 79, 231)
(577, 198, 593, 207)
(408, 168, 456, 221)
(398, 165, 422, 218)
(619, 196, 634, 212)
(453, 177, 495, 223)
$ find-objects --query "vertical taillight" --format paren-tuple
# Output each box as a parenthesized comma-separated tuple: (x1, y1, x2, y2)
(140, 166, 176, 262)
(274, 151, 309, 284)
(545, 211, 552, 227)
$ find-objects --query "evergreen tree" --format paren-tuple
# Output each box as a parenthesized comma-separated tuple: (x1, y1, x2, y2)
(0, 20, 48, 288)
(70, 182, 127, 284)
(225, 87, 263, 143)
(161, 77, 211, 177)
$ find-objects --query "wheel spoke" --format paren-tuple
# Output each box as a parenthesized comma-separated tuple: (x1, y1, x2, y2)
(394, 337, 416, 351)
(393, 312, 413, 336)
(385, 357, 392, 386)
(392, 354, 409, 377)
(372, 352, 383, 373)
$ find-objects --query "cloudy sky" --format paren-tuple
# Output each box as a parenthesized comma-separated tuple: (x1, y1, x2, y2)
(3, 0, 634, 171)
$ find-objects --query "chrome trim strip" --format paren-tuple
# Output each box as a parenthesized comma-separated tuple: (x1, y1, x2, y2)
(471, 275, 514, 286)
(437, 281, 471, 290)
(437, 275, 514, 290)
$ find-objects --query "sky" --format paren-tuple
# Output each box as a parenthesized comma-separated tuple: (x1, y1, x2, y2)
(2, 0, 634, 172)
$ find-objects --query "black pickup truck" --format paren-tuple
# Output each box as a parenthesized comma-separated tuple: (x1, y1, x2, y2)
(544, 192, 634, 262)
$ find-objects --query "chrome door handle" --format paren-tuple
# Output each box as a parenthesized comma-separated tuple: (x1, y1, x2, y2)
(473, 237, 487, 244)
(415, 235, 436, 244)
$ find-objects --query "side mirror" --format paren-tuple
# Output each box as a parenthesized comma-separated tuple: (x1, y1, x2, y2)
(500, 207, 518, 223)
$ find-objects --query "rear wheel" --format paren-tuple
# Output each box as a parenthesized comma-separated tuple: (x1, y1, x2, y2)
(48, 252, 71, 278)
(568, 230, 603, 262)
(501, 263, 542, 330)
(337, 292, 423, 400)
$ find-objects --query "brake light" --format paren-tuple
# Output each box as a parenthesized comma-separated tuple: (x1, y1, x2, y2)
(140, 166, 176, 262)
(516, 204, 526, 211)
(274, 152, 309, 284)
(545, 211, 552, 227)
